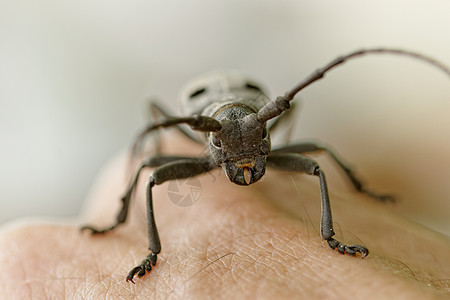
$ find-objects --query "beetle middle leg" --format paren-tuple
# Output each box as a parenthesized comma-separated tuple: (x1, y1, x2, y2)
(272, 141, 394, 202)
(81, 155, 206, 235)
(267, 152, 369, 257)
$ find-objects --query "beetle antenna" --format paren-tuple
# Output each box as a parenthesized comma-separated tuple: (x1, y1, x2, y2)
(131, 115, 222, 158)
(257, 48, 450, 123)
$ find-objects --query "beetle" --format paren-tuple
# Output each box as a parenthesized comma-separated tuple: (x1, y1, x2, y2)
(81, 48, 450, 283)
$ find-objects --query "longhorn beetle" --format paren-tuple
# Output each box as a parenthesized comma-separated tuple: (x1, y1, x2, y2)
(81, 48, 450, 283)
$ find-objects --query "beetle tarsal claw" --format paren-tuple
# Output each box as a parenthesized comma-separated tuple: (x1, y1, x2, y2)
(126, 252, 158, 283)
(327, 238, 369, 258)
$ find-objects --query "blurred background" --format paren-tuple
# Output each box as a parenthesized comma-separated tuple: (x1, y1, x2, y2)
(1, 0, 449, 236)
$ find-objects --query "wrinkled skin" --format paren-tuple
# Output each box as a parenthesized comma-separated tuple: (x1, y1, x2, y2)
(0, 133, 449, 299)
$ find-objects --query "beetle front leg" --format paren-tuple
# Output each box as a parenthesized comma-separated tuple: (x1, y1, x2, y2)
(267, 153, 369, 257)
(272, 141, 394, 202)
(315, 167, 368, 257)
(126, 156, 217, 283)
(126, 177, 160, 283)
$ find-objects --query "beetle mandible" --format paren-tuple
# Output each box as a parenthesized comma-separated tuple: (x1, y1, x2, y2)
(81, 48, 450, 283)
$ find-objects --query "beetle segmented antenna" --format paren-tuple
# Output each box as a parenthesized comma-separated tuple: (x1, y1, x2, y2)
(131, 115, 222, 158)
(257, 48, 450, 123)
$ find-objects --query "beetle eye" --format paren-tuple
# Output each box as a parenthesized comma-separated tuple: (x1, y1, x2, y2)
(211, 136, 221, 148)
(262, 128, 268, 139)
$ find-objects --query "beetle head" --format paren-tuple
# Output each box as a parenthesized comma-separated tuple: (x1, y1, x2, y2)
(209, 112, 270, 185)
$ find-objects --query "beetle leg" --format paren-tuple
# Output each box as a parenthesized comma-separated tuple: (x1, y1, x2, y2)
(81, 155, 212, 235)
(126, 156, 217, 283)
(81, 160, 152, 235)
(272, 141, 394, 202)
(126, 176, 159, 284)
(267, 152, 369, 257)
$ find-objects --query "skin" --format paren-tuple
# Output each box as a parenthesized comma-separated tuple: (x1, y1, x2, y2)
(0, 133, 449, 299)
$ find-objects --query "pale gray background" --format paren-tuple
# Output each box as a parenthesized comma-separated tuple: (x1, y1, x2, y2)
(1, 0, 450, 235)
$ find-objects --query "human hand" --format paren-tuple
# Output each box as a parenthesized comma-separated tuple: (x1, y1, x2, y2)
(0, 133, 449, 299)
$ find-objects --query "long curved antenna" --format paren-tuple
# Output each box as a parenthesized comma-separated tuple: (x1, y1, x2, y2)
(257, 48, 450, 123)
